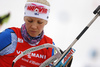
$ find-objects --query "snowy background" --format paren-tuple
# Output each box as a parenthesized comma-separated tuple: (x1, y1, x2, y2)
(0, 0, 100, 67)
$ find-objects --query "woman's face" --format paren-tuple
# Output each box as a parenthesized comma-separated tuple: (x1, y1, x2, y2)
(24, 16, 47, 37)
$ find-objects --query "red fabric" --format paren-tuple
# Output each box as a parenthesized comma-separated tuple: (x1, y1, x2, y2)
(0, 27, 53, 67)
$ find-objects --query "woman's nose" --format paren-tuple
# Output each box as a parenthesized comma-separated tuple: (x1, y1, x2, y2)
(31, 22, 37, 29)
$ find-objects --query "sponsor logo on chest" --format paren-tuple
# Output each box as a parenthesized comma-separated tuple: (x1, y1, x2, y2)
(16, 50, 46, 59)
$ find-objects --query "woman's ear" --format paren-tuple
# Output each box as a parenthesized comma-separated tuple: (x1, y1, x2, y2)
(45, 21, 48, 25)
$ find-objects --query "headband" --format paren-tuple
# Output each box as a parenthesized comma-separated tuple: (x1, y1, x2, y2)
(24, 2, 50, 21)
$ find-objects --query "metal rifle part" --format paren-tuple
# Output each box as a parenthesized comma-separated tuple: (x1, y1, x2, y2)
(53, 5, 100, 66)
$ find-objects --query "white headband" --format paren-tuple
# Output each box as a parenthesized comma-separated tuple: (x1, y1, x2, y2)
(24, 2, 50, 21)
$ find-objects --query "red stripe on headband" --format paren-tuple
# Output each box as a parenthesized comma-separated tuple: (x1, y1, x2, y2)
(27, 3, 48, 14)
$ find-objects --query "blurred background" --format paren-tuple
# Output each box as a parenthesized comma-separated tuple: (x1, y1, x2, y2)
(0, 0, 100, 67)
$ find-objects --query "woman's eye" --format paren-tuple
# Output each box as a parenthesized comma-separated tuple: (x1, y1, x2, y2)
(38, 21, 43, 24)
(28, 20, 33, 23)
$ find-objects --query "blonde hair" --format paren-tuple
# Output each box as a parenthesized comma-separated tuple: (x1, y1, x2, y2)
(27, 0, 50, 6)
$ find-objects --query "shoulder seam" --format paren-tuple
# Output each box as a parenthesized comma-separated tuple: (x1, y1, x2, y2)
(0, 43, 11, 51)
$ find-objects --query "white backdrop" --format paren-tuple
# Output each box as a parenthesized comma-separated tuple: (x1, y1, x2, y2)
(0, 0, 100, 67)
